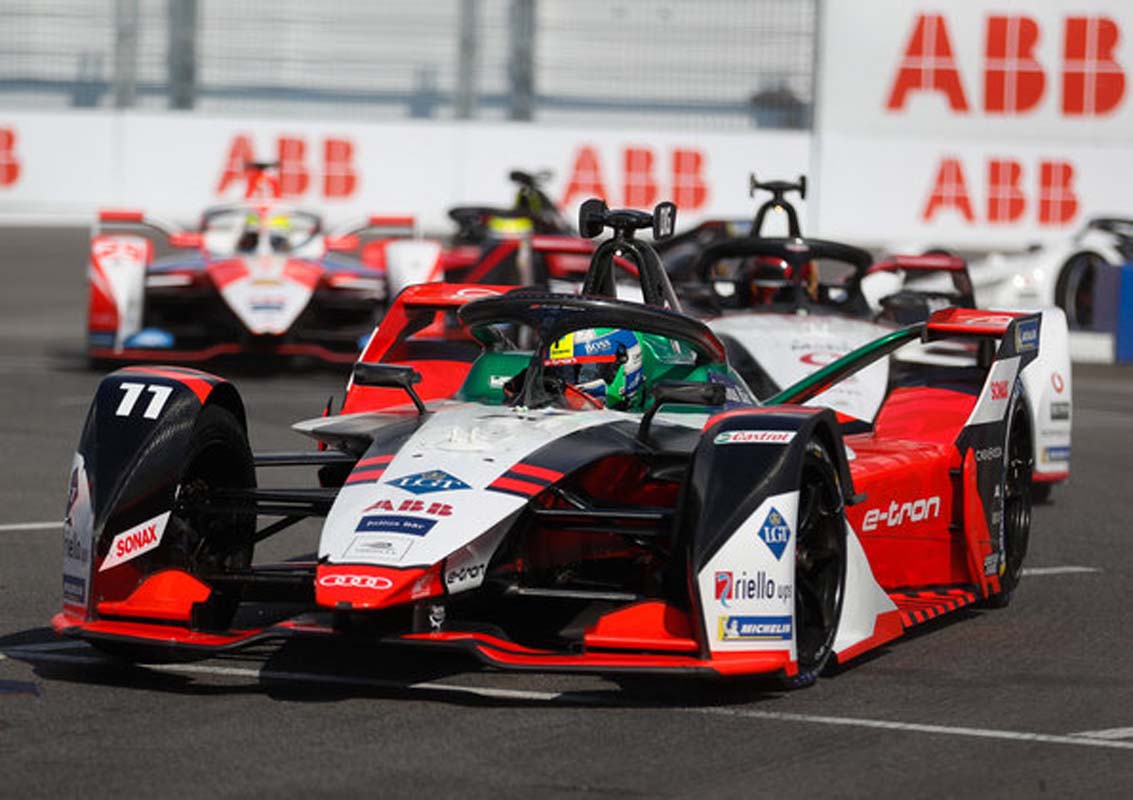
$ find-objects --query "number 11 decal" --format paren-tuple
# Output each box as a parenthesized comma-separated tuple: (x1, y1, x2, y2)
(115, 382, 173, 419)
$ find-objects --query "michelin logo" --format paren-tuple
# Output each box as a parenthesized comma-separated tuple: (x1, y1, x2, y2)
(717, 615, 792, 641)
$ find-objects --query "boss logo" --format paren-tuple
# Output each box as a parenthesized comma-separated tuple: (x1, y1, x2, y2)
(318, 574, 394, 590)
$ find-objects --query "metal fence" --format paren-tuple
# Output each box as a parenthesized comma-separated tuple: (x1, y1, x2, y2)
(0, 0, 817, 130)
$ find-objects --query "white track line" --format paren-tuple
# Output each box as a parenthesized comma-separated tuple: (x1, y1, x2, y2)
(1072, 727, 1133, 741)
(0, 521, 62, 532)
(689, 708, 1133, 752)
(6, 648, 1133, 751)
(1022, 566, 1100, 576)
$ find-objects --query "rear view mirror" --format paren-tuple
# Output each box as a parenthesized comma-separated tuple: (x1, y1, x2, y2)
(352, 363, 426, 415)
(638, 380, 726, 442)
(578, 198, 609, 239)
(652, 202, 676, 240)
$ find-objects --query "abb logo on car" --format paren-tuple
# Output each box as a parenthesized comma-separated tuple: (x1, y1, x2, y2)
(317, 573, 394, 590)
(990, 380, 1009, 401)
(99, 511, 171, 572)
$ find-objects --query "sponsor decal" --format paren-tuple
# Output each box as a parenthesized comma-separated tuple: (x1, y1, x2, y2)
(983, 553, 1000, 577)
(1043, 446, 1071, 463)
(446, 563, 487, 585)
(317, 573, 393, 590)
(354, 515, 436, 536)
(344, 535, 413, 562)
(757, 507, 791, 560)
(489, 375, 510, 389)
(962, 314, 1016, 327)
(1050, 401, 1070, 421)
(455, 287, 500, 299)
(799, 351, 843, 367)
(861, 496, 941, 532)
(410, 573, 435, 599)
(1051, 371, 1065, 394)
(63, 574, 86, 604)
(975, 445, 1003, 463)
(362, 498, 452, 516)
(549, 333, 574, 361)
(1015, 318, 1039, 352)
(99, 511, 171, 572)
(990, 380, 1009, 401)
(249, 296, 286, 312)
(715, 570, 792, 608)
(717, 615, 792, 641)
(714, 429, 796, 446)
(386, 469, 470, 495)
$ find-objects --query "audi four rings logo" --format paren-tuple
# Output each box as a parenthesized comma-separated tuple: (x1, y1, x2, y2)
(318, 573, 394, 590)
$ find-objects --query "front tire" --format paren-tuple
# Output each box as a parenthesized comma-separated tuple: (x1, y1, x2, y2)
(784, 441, 847, 688)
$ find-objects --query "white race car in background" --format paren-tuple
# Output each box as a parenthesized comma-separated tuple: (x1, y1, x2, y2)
(945, 218, 1133, 329)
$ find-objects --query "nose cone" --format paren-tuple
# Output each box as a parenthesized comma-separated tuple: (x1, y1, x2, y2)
(314, 563, 442, 610)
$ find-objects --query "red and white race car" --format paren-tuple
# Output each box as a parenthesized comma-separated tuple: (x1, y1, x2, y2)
(87, 162, 422, 365)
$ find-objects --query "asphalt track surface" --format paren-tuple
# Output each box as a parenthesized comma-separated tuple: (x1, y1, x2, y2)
(2, 228, 1132, 798)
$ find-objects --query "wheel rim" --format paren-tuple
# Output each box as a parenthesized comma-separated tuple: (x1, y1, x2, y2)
(794, 451, 846, 673)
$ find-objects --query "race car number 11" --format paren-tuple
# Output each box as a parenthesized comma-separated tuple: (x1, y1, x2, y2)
(115, 382, 173, 419)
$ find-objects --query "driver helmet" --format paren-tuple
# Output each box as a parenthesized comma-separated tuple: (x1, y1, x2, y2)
(546, 328, 644, 409)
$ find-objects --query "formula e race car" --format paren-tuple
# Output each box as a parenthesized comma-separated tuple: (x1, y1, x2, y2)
(678, 178, 1073, 498)
(952, 218, 1133, 330)
(55, 200, 1039, 687)
(87, 162, 417, 365)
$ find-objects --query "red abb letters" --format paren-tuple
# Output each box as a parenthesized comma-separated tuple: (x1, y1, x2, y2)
(0, 127, 20, 187)
(887, 14, 970, 111)
(1063, 17, 1125, 115)
(889, 13, 1127, 117)
(561, 145, 709, 210)
(922, 156, 1077, 226)
(216, 135, 358, 198)
(985, 16, 1044, 113)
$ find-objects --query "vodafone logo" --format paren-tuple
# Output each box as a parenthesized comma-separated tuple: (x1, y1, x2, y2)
(1051, 371, 1065, 394)
(317, 573, 393, 590)
(99, 511, 171, 572)
(799, 351, 843, 367)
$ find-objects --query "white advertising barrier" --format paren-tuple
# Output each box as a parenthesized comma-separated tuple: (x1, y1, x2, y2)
(0, 110, 810, 230)
(814, 0, 1133, 247)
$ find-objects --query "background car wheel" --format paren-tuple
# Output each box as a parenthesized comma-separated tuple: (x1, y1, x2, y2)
(984, 389, 1033, 608)
(783, 441, 847, 689)
(1055, 252, 1101, 329)
(90, 404, 256, 662)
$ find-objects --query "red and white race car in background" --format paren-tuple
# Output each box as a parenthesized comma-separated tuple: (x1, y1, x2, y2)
(87, 163, 425, 365)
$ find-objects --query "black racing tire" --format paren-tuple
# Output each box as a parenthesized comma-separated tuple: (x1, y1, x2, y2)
(782, 441, 847, 689)
(984, 388, 1033, 608)
(1054, 252, 1101, 329)
(90, 404, 256, 662)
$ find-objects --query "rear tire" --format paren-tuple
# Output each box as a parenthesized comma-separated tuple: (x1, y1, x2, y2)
(1055, 253, 1101, 329)
(783, 441, 847, 689)
(985, 389, 1033, 608)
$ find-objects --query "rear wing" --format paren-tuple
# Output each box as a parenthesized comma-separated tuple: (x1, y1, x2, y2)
(868, 253, 974, 308)
(767, 308, 1041, 407)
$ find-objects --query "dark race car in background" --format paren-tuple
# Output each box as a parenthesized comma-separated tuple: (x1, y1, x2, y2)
(672, 176, 1074, 497)
(87, 162, 417, 365)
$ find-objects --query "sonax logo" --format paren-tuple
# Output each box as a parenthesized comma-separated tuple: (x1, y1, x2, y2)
(99, 511, 171, 572)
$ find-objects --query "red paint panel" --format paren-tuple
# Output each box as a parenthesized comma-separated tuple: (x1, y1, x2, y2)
(509, 463, 563, 483)
(96, 569, 212, 622)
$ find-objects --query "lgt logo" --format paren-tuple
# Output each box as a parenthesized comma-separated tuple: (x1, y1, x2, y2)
(217, 134, 358, 199)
